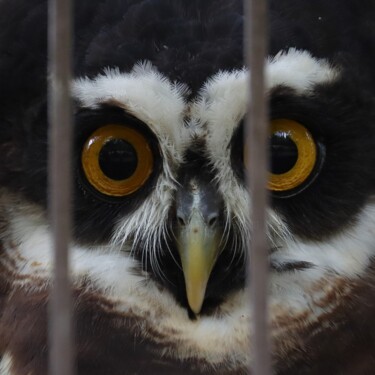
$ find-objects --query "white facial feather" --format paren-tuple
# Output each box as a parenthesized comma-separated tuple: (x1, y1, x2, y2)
(268, 48, 338, 93)
(72, 62, 190, 163)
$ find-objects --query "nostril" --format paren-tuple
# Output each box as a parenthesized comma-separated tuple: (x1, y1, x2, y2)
(207, 214, 218, 227)
(177, 214, 186, 227)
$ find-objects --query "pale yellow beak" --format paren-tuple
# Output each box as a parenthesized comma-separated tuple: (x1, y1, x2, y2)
(176, 210, 221, 314)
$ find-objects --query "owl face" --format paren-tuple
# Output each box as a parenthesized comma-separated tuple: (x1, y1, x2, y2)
(5, 48, 375, 315)
(68, 48, 372, 306)
(2, 0, 375, 373)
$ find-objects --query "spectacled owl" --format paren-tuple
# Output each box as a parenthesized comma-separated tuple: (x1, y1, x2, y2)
(1, 0, 375, 374)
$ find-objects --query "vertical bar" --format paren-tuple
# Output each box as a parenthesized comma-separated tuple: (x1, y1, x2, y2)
(48, 0, 74, 374)
(244, 0, 271, 374)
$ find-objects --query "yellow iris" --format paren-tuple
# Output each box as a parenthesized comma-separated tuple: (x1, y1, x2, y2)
(268, 119, 317, 192)
(81, 124, 154, 197)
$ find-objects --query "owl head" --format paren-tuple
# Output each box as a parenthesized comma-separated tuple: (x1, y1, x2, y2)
(1, 0, 375, 373)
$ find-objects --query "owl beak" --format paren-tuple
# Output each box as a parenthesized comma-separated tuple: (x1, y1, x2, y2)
(176, 210, 221, 314)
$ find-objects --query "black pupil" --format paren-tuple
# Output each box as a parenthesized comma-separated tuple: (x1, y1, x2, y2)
(99, 139, 138, 180)
(270, 131, 298, 174)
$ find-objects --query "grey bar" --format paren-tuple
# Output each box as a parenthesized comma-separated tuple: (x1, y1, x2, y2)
(244, 0, 272, 374)
(47, 0, 74, 374)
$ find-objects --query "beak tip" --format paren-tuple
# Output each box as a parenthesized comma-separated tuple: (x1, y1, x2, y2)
(190, 303, 203, 315)
(187, 288, 205, 315)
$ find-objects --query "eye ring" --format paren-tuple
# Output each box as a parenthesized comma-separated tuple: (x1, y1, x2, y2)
(268, 119, 317, 192)
(81, 124, 153, 197)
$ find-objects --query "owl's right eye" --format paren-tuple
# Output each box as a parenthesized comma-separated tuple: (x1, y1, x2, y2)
(81, 124, 154, 197)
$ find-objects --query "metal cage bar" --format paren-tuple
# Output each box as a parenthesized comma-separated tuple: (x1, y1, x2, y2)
(47, 0, 74, 374)
(245, 0, 272, 374)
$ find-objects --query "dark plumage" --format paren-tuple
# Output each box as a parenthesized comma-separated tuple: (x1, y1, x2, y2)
(1, 0, 375, 374)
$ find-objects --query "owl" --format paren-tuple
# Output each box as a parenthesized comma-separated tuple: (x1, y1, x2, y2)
(1, 0, 375, 374)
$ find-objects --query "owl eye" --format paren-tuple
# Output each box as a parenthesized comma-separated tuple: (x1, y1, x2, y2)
(81, 124, 153, 197)
(268, 119, 318, 193)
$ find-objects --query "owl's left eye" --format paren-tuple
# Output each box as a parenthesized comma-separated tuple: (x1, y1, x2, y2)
(81, 124, 154, 197)
(268, 119, 320, 195)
